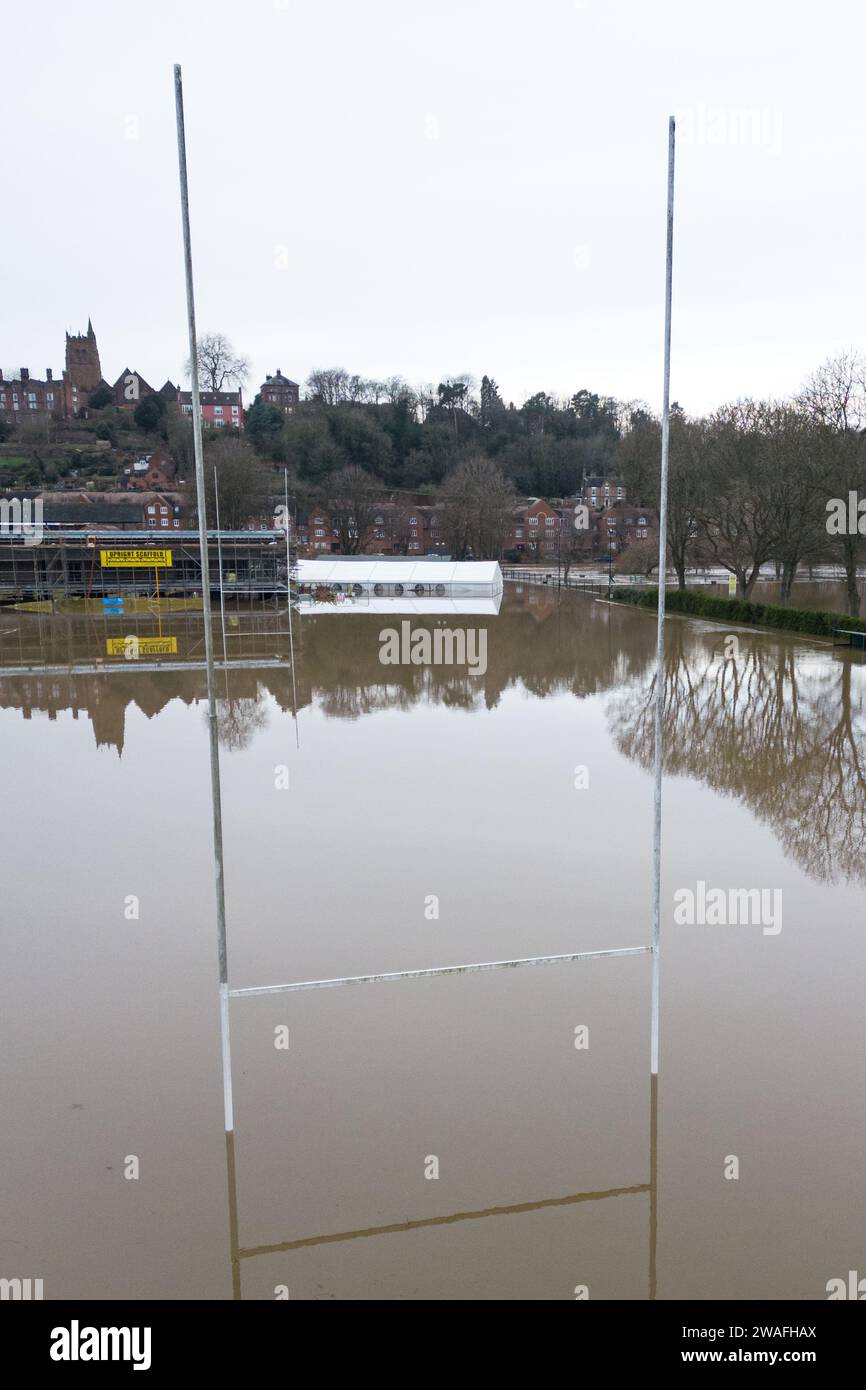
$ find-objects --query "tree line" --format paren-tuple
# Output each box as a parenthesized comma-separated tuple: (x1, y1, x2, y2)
(40, 329, 863, 611)
(245, 369, 622, 495)
(614, 351, 866, 613)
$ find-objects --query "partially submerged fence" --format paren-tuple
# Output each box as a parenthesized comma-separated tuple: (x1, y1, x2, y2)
(503, 566, 609, 596)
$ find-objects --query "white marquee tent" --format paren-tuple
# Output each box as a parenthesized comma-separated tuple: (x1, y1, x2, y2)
(296, 559, 502, 599)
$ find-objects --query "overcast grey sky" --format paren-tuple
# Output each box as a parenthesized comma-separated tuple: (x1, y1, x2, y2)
(3, 0, 865, 414)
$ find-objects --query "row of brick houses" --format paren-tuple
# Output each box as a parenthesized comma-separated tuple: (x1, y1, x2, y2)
(508, 494, 655, 562)
(291, 488, 657, 562)
(295, 501, 449, 554)
(1, 319, 301, 430)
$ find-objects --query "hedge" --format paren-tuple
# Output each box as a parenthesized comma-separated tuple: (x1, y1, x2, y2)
(611, 586, 866, 639)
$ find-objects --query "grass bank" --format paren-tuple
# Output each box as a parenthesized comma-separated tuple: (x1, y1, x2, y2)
(611, 586, 866, 639)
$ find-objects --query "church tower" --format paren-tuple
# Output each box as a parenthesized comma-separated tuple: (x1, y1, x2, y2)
(63, 318, 103, 415)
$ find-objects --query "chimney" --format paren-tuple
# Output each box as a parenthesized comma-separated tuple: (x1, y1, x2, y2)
(21, 368, 29, 382)
(46, 368, 53, 382)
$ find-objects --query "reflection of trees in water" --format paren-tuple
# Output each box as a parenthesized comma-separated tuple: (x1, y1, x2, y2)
(6, 593, 864, 884)
(608, 622, 866, 884)
(0, 591, 654, 742)
(299, 593, 656, 718)
(214, 693, 270, 750)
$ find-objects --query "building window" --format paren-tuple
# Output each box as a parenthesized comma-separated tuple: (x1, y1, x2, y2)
(231, 406, 239, 415)
(545, 516, 554, 526)
(147, 518, 156, 527)
(147, 505, 155, 514)
(182, 404, 192, 414)
(315, 528, 324, 537)
(161, 518, 169, 526)
(515, 528, 523, 538)
(174, 519, 180, 528)
(528, 517, 538, 526)
(409, 516, 417, 524)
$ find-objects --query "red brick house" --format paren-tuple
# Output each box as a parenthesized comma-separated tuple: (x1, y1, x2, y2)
(177, 388, 244, 430)
(259, 370, 300, 416)
(0, 368, 62, 420)
(598, 503, 658, 555)
(142, 492, 186, 531)
(122, 448, 177, 492)
(293, 501, 449, 556)
(37, 490, 186, 530)
(578, 476, 627, 510)
(508, 497, 561, 560)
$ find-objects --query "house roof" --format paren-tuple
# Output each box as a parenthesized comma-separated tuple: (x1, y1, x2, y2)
(178, 389, 242, 406)
(264, 370, 299, 387)
(111, 368, 155, 394)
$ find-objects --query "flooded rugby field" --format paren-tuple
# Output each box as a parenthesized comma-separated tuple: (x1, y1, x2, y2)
(1, 584, 864, 1299)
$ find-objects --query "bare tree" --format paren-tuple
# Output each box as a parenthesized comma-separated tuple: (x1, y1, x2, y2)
(762, 403, 825, 600)
(614, 408, 660, 508)
(324, 466, 380, 554)
(615, 537, 659, 578)
(798, 351, 866, 615)
(187, 332, 249, 396)
(201, 436, 271, 529)
(666, 414, 709, 588)
(440, 455, 515, 558)
(305, 368, 350, 406)
(697, 401, 781, 598)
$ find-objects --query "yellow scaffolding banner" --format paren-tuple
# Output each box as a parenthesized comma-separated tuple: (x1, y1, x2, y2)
(100, 549, 173, 568)
(106, 637, 178, 657)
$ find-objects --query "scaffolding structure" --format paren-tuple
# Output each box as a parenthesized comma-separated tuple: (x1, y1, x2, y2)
(0, 530, 286, 603)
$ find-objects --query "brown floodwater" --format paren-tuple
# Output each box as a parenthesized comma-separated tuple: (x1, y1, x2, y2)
(1, 586, 864, 1300)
